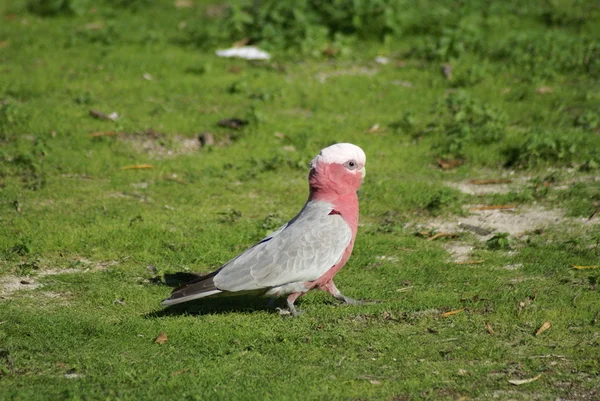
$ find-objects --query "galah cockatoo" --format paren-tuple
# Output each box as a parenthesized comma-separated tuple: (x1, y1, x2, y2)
(162, 143, 366, 316)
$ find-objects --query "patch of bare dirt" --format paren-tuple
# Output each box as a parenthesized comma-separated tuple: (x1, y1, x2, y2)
(447, 179, 523, 195)
(448, 173, 599, 195)
(0, 261, 115, 298)
(443, 244, 474, 263)
(420, 204, 597, 262)
(90, 130, 231, 158)
(425, 206, 566, 240)
(120, 131, 201, 158)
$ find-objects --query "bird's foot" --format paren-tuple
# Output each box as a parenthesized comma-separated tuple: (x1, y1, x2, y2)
(275, 307, 290, 316)
(276, 306, 304, 317)
(286, 296, 304, 317)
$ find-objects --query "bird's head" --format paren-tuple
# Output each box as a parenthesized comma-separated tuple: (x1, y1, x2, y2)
(308, 143, 366, 197)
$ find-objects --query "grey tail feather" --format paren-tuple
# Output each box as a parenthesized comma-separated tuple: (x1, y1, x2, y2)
(161, 271, 223, 307)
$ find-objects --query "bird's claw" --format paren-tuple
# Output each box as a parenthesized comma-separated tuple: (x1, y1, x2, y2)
(277, 306, 304, 317)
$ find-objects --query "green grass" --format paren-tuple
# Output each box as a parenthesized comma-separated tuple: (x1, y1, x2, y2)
(1, 0, 600, 400)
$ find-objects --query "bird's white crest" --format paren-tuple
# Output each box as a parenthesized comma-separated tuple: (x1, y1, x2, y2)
(310, 143, 366, 168)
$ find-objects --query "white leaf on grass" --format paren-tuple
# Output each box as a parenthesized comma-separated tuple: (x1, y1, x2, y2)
(216, 46, 270, 60)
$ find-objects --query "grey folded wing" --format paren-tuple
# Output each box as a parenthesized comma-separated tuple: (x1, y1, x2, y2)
(213, 202, 352, 292)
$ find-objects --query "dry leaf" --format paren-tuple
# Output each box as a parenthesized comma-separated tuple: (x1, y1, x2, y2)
(233, 37, 249, 48)
(571, 265, 599, 270)
(509, 374, 541, 386)
(143, 73, 153, 81)
(322, 47, 337, 57)
(441, 308, 465, 318)
(468, 179, 512, 185)
(0, 41, 10, 48)
(455, 260, 485, 265)
(485, 322, 495, 335)
(154, 332, 168, 344)
(89, 109, 119, 121)
(427, 232, 458, 241)
(536, 87, 553, 94)
(85, 21, 104, 30)
(369, 379, 382, 385)
(470, 204, 516, 211)
(535, 321, 552, 336)
(517, 295, 536, 315)
(88, 131, 119, 137)
(436, 158, 463, 170)
(442, 63, 453, 80)
(174, 0, 193, 8)
(587, 208, 599, 221)
(171, 368, 190, 376)
(366, 123, 381, 133)
(121, 164, 155, 170)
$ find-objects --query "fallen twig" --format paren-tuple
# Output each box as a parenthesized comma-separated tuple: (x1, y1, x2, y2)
(171, 368, 190, 376)
(89, 109, 119, 121)
(571, 265, 599, 270)
(427, 232, 458, 241)
(455, 260, 485, 265)
(121, 164, 155, 170)
(88, 131, 119, 137)
(440, 308, 465, 318)
(509, 374, 541, 386)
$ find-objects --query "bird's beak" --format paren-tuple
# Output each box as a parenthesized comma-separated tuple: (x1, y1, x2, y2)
(359, 166, 366, 179)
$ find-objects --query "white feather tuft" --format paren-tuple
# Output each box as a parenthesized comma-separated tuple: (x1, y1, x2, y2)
(310, 143, 366, 168)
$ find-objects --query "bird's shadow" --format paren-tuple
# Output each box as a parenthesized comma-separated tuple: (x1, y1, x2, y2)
(144, 272, 288, 318)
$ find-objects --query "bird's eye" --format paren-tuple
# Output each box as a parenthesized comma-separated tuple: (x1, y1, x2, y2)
(344, 160, 357, 170)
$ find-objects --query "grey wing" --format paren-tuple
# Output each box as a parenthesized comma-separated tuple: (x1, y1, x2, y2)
(213, 202, 352, 292)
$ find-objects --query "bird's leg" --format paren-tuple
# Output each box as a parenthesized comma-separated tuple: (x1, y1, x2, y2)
(320, 280, 365, 305)
(286, 292, 304, 317)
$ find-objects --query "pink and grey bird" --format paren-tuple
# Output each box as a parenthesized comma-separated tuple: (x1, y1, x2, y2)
(162, 143, 366, 316)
